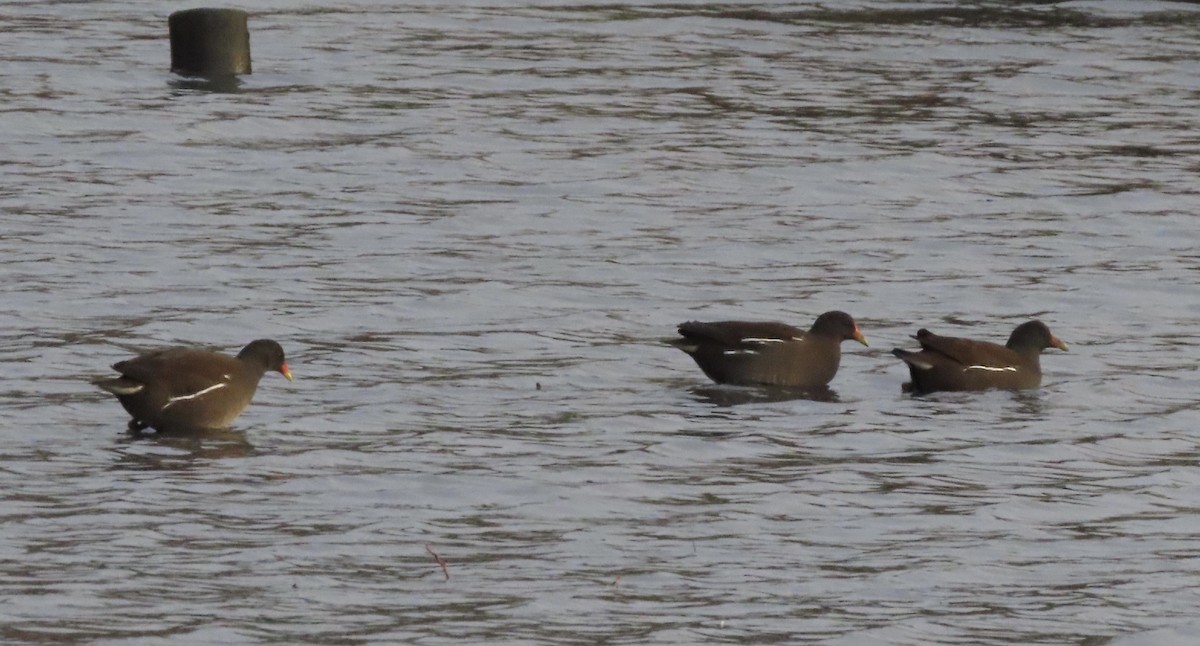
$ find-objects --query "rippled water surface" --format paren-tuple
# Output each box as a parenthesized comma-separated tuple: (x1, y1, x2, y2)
(4, 1, 1200, 644)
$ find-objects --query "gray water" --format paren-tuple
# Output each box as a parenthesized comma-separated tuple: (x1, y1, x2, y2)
(3, 1, 1200, 644)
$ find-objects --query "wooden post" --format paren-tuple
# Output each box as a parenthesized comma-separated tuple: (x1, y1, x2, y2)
(169, 8, 251, 77)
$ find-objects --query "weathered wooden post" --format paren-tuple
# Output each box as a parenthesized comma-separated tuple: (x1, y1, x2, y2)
(169, 8, 251, 77)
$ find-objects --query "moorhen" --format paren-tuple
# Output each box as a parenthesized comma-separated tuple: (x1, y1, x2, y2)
(892, 320, 1067, 393)
(95, 339, 293, 432)
(670, 311, 868, 388)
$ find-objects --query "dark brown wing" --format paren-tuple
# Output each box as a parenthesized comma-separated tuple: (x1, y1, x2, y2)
(676, 321, 806, 349)
(914, 329, 1019, 368)
(113, 348, 240, 398)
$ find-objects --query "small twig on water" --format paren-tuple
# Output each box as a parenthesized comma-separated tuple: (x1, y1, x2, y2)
(425, 544, 450, 580)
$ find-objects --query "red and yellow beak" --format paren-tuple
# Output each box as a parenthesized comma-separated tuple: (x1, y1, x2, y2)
(853, 327, 869, 347)
(1050, 335, 1068, 352)
(280, 362, 294, 381)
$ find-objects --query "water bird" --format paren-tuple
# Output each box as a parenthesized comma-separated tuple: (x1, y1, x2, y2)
(669, 311, 868, 388)
(892, 321, 1067, 394)
(95, 339, 293, 432)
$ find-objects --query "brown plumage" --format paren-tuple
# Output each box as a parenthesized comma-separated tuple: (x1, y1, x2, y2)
(669, 311, 868, 388)
(892, 321, 1067, 394)
(95, 339, 293, 432)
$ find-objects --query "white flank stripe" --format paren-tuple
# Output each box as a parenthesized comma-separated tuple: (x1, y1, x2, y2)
(160, 382, 229, 410)
(741, 337, 786, 345)
(963, 365, 1018, 373)
(723, 349, 759, 356)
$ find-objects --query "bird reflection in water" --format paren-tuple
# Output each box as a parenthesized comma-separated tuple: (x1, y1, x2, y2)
(688, 384, 840, 407)
(114, 426, 255, 470)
